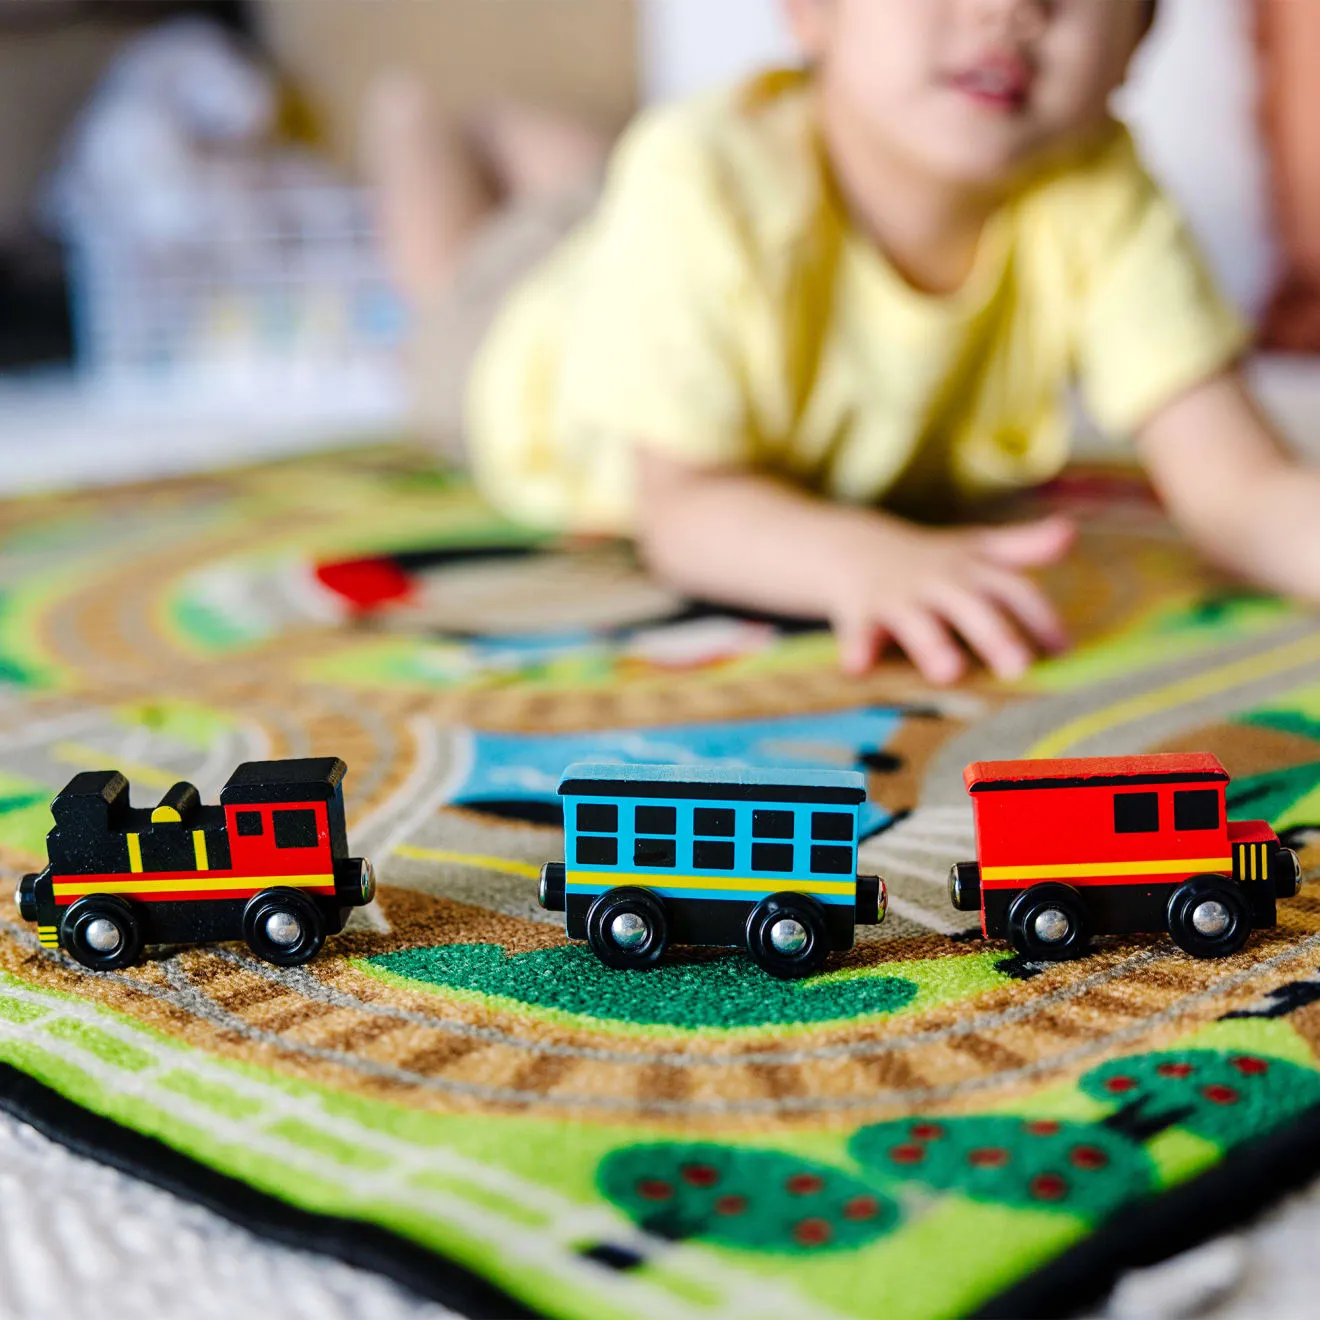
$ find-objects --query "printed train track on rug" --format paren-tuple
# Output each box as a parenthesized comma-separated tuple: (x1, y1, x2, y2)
(0, 453, 1319, 1318)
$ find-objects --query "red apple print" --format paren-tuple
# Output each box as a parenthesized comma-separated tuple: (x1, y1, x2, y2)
(1030, 1173, 1068, 1201)
(1070, 1146, 1108, 1171)
(1156, 1063, 1193, 1079)
(1024, 1119, 1060, 1136)
(889, 1143, 926, 1165)
(794, 1218, 833, 1247)
(1230, 1056, 1268, 1077)
(682, 1164, 719, 1188)
(843, 1196, 881, 1221)
(786, 1173, 825, 1196)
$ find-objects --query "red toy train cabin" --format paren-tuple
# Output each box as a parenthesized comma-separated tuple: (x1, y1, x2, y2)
(949, 753, 1302, 960)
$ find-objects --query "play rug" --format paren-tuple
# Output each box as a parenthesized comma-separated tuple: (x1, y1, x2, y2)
(1, 451, 1320, 1318)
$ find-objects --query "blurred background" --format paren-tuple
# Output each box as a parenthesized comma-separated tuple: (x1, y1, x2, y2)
(0, 0, 1317, 490)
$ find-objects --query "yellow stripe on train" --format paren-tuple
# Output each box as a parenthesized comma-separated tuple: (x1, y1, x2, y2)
(52, 873, 335, 898)
(565, 870, 858, 897)
(981, 857, 1233, 883)
(1236, 842, 1270, 882)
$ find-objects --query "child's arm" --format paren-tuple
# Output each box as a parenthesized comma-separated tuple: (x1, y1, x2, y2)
(1137, 369, 1320, 599)
(635, 449, 1073, 684)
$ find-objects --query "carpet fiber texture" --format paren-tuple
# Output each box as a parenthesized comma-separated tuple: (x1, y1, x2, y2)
(0, 452, 1319, 1319)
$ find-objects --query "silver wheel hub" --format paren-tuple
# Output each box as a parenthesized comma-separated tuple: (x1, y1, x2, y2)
(769, 917, 809, 955)
(610, 912, 649, 950)
(1191, 900, 1231, 938)
(265, 911, 303, 947)
(1033, 908, 1071, 945)
(84, 918, 122, 953)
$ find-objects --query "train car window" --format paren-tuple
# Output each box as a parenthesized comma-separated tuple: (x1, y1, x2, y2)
(635, 837, 677, 867)
(273, 809, 318, 849)
(577, 803, 617, 833)
(753, 810, 794, 839)
(236, 811, 264, 837)
(1174, 789, 1220, 831)
(576, 835, 617, 865)
(1113, 792, 1159, 834)
(694, 840, 735, 869)
(694, 808, 735, 836)
(812, 811, 853, 842)
(752, 842, 794, 872)
(635, 805, 676, 835)
(811, 845, 853, 875)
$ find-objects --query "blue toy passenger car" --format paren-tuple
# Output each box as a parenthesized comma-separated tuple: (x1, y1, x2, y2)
(538, 763, 886, 978)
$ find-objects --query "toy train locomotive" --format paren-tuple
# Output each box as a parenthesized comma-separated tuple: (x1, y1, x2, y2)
(538, 762, 886, 979)
(950, 753, 1302, 960)
(16, 757, 376, 970)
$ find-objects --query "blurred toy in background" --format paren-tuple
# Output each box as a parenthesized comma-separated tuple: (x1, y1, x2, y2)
(950, 753, 1302, 961)
(43, 16, 278, 250)
(16, 757, 376, 970)
(539, 762, 885, 979)
(39, 17, 401, 391)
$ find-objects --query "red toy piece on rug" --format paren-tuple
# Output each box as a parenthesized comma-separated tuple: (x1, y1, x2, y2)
(314, 557, 413, 612)
(949, 753, 1302, 960)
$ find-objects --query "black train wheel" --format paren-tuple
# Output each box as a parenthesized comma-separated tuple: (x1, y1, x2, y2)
(243, 888, 327, 966)
(60, 895, 145, 971)
(745, 893, 831, 980)
(585, 887, 669, 969)
(1166, 874, 1252, 958)
(1006, 884, 1091, 961)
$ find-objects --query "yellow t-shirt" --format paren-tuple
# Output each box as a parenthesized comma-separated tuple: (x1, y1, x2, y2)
(465, 72, 1247, 534)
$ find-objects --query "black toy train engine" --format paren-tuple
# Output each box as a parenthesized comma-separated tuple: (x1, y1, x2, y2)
(16, 757, 375, 969)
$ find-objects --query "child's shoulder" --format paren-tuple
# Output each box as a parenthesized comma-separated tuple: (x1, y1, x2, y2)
(1016, 121, 1168, 257)
(604, 70, 821, 247)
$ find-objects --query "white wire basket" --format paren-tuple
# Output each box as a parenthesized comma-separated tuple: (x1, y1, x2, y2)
(64, 171, 406, 402)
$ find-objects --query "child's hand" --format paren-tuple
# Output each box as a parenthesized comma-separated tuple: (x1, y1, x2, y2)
(634, 450, 1073, 684)
(823, 513, 1075, 683)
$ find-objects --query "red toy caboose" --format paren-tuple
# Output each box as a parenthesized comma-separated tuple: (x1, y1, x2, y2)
(949, 753, 1302, 959)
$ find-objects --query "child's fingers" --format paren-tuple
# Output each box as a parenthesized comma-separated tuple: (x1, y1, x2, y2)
(887, 608, 965, 686)
(972, 564, 1068, 652)
(832, 614, 888, 676)
(931, 588, 1032, 680)
(972, 515, 1077, 569)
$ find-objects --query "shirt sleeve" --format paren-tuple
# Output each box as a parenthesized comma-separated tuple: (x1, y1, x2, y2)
(1071, 130, 1251, 437)
(555, 108, 755, 471)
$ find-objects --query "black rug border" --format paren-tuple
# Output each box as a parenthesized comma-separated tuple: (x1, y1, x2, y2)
(973, 1095, 1320, 1317)
(0, 1062, 537, 1319)
(3, 1056, 1320, 1320)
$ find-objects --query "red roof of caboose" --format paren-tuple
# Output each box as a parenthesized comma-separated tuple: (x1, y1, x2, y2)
(964, 753, 1228, 793)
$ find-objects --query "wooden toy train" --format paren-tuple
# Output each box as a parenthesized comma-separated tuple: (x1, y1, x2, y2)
(538, 762, 886, 979)
(16, 757, 375, 970)
(540, 753, 1304, 976)
(14, 749, 1305, 977)
(950, 753, 1302, 960)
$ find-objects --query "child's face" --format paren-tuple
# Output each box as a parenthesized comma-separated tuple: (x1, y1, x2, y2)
(790, 0, 1149, 186)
